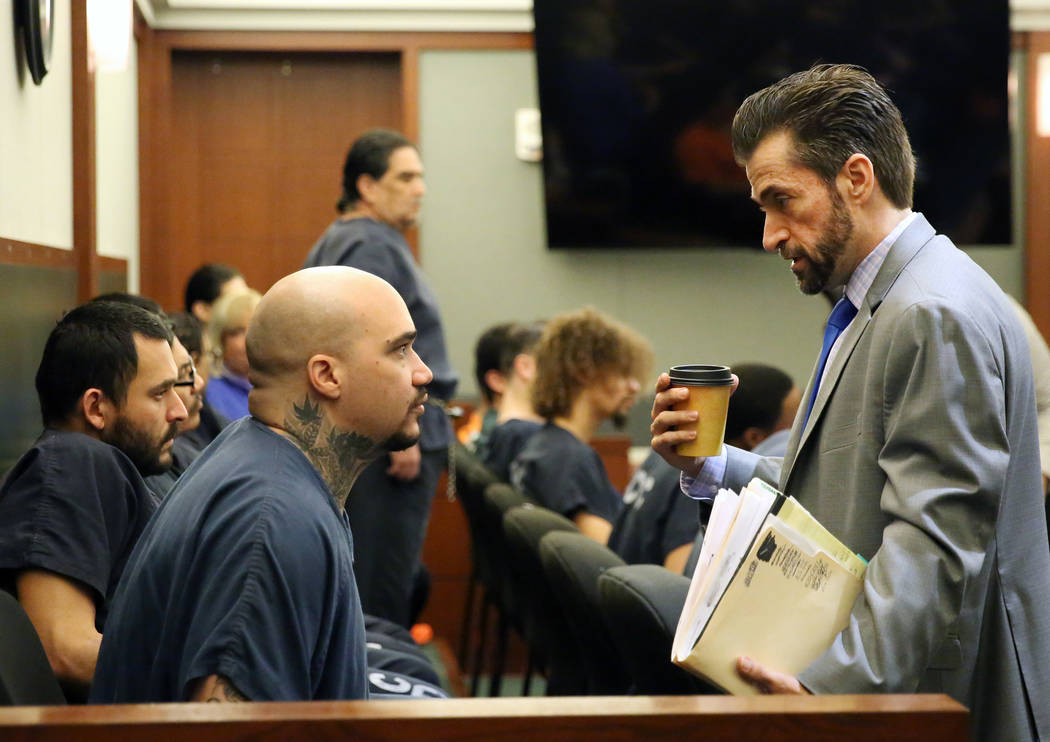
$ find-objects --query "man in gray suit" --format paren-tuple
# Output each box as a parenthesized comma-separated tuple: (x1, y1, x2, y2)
(652, 64, 1050, 741)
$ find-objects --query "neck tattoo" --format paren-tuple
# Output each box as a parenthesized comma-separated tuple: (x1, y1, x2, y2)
(283, 396, 376, 509)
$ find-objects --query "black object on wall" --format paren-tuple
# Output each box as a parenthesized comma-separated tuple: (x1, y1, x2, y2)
(533, 0, 1012, 249)
(14, 0, 55, 85)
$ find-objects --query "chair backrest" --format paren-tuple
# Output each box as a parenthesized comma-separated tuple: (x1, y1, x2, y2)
(0, 591, 66, 705)
(597, 564, 714, 695)
(501, 504, 586, 695)
(481, 482, 534, 621)
(538, 530, 631, 694)
(452, 443, 500, 583)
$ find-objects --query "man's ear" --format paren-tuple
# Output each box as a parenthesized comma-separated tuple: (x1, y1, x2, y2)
(80, 389, 112, 432)
(307, 354, 341, 400)
(355, 174, 378, 207)
(741, 426, 769, 451)
(191, 300, 212, 324)
(839, 153, 875, 205)
(484, 368, 507, 397)
(514, 353, 537, 383)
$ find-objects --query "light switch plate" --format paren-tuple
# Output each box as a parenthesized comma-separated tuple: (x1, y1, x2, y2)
(515, 108, 542, 162)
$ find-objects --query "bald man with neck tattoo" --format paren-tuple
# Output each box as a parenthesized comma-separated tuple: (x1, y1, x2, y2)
(90, 267, 433, 703)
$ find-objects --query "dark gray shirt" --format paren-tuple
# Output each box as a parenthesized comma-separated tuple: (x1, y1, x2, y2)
(91, 418, 368, 702)
(0, 430, 155, 631)
(481, 418, 542, 482)
(510, 422, 623, 522)
(607, 450, 700, 566)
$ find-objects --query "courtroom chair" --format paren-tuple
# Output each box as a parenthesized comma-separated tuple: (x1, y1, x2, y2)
(597, 564, 715, 695)
(538, 530, 632, 694)
(0, 591, 66, 705)
(477, 482, 535, 695)
(501, 503, 587, 696)
(450, 444, 501, 681)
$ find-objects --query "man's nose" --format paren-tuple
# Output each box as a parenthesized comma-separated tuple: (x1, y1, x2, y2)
(169, 392, 188, 422)
(413, 353, 433, 387)
(762, 214, 788, 253)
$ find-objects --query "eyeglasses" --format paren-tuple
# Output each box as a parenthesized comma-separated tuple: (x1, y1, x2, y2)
(173, 363, 197, 389)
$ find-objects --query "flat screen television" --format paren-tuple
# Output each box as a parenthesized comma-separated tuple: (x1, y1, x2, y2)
(533, 0, 1011, 248)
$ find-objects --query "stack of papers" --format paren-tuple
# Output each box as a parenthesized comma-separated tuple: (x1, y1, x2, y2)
(671, 478, 866, 695)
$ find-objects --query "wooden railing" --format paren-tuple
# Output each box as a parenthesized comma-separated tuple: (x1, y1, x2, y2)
(0, 694, 968, 742)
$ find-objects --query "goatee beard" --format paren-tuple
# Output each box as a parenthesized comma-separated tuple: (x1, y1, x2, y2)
(383, 431, 420, 452)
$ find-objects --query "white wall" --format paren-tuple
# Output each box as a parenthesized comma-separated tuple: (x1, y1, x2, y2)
(96, 38, 140, 291)
(0, 0, 74, 248)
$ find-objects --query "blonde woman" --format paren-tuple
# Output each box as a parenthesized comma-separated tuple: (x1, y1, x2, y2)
(204, 288, 261, 421)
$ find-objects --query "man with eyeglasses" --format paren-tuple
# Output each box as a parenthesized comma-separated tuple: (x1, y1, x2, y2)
(144, 334, 207, 502)
(0, 301, 187, 700)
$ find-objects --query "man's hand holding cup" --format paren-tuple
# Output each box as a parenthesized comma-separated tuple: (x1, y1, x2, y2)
(650, 365, 736, 477)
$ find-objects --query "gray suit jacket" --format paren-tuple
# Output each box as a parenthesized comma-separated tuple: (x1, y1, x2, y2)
(723, 215, 1050, 742)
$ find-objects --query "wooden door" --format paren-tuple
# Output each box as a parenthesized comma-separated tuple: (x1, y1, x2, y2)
(147, 51, 401, 309)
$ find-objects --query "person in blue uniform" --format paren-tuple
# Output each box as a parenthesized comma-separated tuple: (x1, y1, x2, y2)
(480, 321, 546, 480)
(304, 129, 458, 627)
(91, 267, 434, 702)
(0, 301, 186, 699)
(510, 308, 651, 544)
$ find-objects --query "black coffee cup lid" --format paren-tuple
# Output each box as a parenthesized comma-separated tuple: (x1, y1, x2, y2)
(668, 364, 732, 386)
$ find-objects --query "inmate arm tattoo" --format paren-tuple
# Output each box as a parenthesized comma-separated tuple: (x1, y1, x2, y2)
(204, 675, 249, 702)
(285, 396, 376, 504)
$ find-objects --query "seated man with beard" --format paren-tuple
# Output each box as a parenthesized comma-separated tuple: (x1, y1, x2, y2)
(509, 308, 651, 544)
(143, 326, 207, 502)
(88, 296, 208, 503)
(168, 311, 230, 451)
(91, 266, 435, 703)
(0, 301, 186, 698)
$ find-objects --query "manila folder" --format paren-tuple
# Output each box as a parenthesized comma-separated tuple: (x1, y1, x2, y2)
(675, 516, 863, 695)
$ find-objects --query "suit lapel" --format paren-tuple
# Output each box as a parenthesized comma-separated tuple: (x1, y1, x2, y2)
(780, 214, 937, 483)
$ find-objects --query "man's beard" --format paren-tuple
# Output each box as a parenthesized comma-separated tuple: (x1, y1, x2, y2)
(104, 416, 178, 476)
(381, 393, 427, 451)
(795, 187, 854, 296)
(383, 430, 421, 452)
(187, 395, 203, 419)
(610, 411, 629, 430)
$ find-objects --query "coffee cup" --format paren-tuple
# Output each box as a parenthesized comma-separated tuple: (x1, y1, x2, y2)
(669, 364, 733, 458)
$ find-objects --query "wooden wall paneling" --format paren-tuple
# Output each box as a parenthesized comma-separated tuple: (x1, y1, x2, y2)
(592, 435, 633, 492)
(71, 1, 98, 302)
(401, 43, 421, 258)
(1028, 31, 1050, 338)
(152, 31, 533, 53)
(151, 49, 401, 307)
(0, 238, 76, 268)
(98, 256, 130, 295)
(134, 9, 151, 299)
(136, 30, 533, 307)
(138, 26, 175, 307)
(272, 52, 403, 275)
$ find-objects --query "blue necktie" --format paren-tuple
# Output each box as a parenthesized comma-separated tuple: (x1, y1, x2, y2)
(804, 296, 858, 426)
